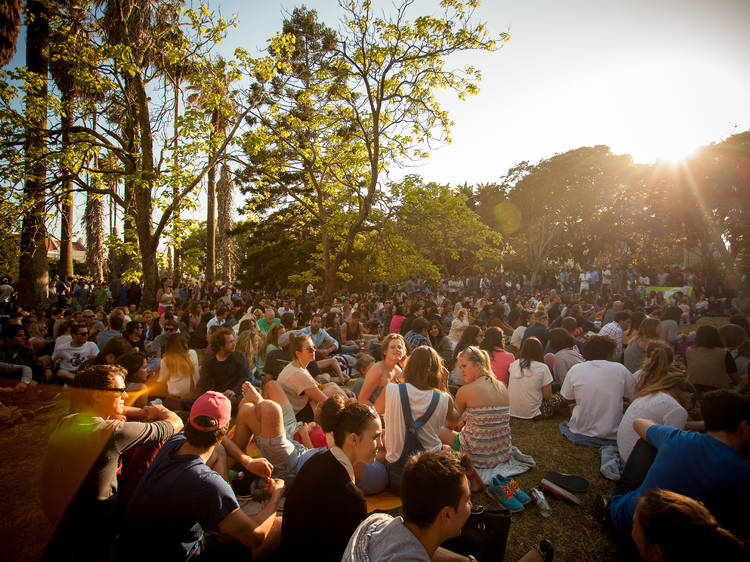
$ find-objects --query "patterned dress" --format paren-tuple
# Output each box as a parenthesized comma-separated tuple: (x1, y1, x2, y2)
(458, 406, 512, 468)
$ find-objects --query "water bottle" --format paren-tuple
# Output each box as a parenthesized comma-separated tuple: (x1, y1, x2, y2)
(531, 487, 552, 517)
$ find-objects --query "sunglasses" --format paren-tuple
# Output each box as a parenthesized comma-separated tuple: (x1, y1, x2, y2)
(304, 346, 316, 352)
(164, 327, 176, 332)
(467, 346, 482, 361)
(101, 387, 127, 393)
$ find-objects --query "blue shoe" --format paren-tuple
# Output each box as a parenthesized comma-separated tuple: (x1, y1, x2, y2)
(488, 476, 524, 512)
(493, 475, 532, 505)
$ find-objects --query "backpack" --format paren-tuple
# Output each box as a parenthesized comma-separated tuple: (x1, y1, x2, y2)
(387, 383, 440, 495)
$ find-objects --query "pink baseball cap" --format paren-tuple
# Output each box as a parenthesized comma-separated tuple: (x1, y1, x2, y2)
(189, 391, 231, 431)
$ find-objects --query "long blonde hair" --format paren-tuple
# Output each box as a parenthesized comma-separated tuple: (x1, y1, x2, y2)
(235, 330, 257, 370)
(637, 341, 680, 392)
(459, 346, 506, 395)
(160, 333, 196, 378)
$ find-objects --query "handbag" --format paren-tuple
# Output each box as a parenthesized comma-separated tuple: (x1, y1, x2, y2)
(442, 505, 512, 562)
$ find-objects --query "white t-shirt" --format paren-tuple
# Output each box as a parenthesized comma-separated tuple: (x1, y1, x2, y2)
(510, 326, 526, 347)
(617, 392, 687, 462)
(508, 360, 553, 419)
(278, 363, 319, 414)
(383, 382, 450, 463)
(52, 341, 99, 372)
(560, 360, 636, 440)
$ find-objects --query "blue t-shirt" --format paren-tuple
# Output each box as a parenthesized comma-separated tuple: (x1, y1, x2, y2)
(610, 425, 750, 538)
(121, 434, 239, 560)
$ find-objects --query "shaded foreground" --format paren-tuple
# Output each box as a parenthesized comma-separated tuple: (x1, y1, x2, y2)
(0, 386, 619, 561)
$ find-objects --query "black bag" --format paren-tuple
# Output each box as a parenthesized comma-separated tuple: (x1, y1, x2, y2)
(442, 505, 512, 562)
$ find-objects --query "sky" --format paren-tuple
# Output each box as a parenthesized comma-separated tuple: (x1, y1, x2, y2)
(206, 0, 750, 186)
(7, 0, 750, 234)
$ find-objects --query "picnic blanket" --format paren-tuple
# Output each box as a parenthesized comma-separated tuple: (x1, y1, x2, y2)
(365, 490, 403, 513)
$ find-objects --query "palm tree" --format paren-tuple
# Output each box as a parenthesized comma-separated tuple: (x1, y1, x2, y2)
(216, 163, 234, 282)
(187, 56, 237, 283)
(50, 0, 87, 278)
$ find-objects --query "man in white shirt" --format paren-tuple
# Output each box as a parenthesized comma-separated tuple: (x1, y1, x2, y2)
(560, 336, 636, 441)
(51, 324, 99, 382)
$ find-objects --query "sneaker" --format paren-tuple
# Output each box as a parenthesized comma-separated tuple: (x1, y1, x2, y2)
(487, 477, 525, 513)
(540, 478, 581, 505)
(493, 475, 532, 505)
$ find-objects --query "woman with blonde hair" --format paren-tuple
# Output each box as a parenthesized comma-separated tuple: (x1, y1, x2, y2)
(617, 370, 695, 463)
(154, 333, 199, 404)
(235, 318, 260, 373)
(624, 317, 662, 374)
(439, 346, 512, 471)
(636, 341, 682, 392)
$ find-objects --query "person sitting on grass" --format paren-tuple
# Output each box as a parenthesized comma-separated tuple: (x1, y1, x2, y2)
(560, 335, 636, 443)
(375, 346, 459, 494)
(630, 489, 748, 561)
(117, 351, 151, 409)
(508, 337, 555, 420)
(40, 364, 182, 561)
(120, 391, 285, 561)
(343, 449, 474, 562)
(280, 394, 382, 561)
(277, 333, 353, 424)
(50, 323, 99, 383)
(357, 333, 406, 406)
(608, 390, 750, 544)
(343, 449, 554, 562)
(440, 346, 511, 473)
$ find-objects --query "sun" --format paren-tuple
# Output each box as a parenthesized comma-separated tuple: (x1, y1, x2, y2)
(628, 137, 699, 165)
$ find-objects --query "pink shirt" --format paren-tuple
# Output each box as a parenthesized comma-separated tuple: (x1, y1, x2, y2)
(490, 350, 515, 386)
(389, 315, 405, 334)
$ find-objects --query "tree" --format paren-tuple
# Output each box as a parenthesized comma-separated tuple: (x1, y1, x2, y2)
(381, 175, 503, 279)
(495, 146, 632, 284)
(0, 0, 23, 66)
(216, 163, 234, 281)
(187, 56, 238, 283)
(240, 1, 503, 301)
(17, 0, 50, 307)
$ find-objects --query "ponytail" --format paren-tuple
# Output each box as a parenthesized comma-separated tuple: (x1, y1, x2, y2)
(319, 394, 378, 447)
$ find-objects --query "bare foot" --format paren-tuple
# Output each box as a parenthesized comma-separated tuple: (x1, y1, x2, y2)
(469, 467, 486, 493)
(241, 381, 262, 404)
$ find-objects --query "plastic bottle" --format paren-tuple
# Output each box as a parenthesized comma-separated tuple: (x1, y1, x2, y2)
(531, 487, 552, 517)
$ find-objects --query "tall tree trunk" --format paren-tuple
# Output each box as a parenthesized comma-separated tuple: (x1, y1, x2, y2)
(18, 0, 49, 308)
(59, 91, 74, 278)
(172, 76, 181, 286)
(216, 163, 233, 282)
(85, 192, 104, 282)
(206, 109, 218, 282)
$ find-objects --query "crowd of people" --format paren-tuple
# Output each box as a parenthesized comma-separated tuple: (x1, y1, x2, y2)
(1, 265, 749, 561)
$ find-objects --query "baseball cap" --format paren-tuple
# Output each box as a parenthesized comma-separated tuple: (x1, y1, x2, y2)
(189, 391, 231, 431)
